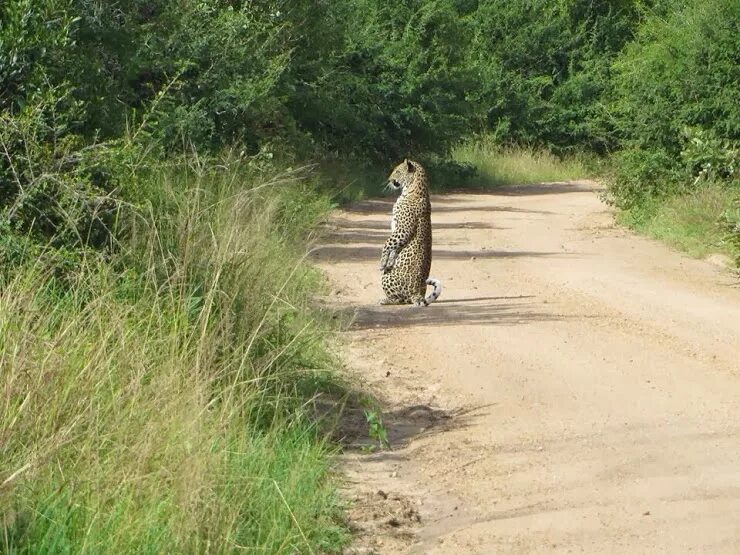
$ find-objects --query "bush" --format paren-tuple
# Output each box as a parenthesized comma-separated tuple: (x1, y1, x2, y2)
(609, 0, 740, 205)
(720, 198, 740, 267)
(680, 127, 739, 184)
(0, 90, 118, 254)
(466, 0, 642, 153)
(608, 148, 681, 209)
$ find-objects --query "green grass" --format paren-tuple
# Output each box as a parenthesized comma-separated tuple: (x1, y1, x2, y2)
(619, 183, 740, 265)
(452, 137, 595, 187)
(0, 160, 349, 553)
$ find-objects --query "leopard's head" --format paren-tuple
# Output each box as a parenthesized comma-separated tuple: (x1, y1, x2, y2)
(386, 158, 419, 193)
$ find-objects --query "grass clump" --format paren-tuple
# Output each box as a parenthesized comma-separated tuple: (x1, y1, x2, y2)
(0, 159, 348, 554)
(620, 183, 740, 265)
(452, 137, 594, 187)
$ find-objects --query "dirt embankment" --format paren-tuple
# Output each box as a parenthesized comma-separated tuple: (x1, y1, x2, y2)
(313, 181, 740, 554)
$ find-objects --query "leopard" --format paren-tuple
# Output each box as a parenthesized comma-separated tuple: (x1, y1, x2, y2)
(379, 158, 442, 307)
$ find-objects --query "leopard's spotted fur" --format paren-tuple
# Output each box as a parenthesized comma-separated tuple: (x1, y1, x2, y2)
(379, 159, 442, 307)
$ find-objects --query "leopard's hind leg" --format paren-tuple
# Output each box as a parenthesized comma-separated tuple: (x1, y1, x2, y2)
(380, 273, 408, 305)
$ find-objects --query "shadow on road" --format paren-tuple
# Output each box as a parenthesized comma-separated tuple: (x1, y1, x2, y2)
(325, 218, 507, 231)
(312, 244, 571, 264)
(430, 204, 555, 214)
(339, 298, 562, 330)
(481, 181, 600, 196)
(319, 396, 493, 453)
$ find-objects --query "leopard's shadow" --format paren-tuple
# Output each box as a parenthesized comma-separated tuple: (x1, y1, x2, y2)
(331, 295, 565, 330)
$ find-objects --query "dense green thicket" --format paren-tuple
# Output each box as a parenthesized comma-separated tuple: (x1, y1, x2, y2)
(3, 0, 736, 257)
(608, 0, 739, 208)
(467, 0, 642, 154)
(606, 0, 739, 264)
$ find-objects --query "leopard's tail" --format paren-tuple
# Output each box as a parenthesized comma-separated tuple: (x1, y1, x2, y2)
(424, 277, 442, 305)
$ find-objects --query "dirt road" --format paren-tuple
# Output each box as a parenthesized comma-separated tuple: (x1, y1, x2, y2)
(313, 181, 740, 554)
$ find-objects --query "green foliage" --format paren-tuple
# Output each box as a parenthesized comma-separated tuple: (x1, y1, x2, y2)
(425, 156, 478, 189)
(720, 198, 740, 267)
(608, 148, 680, 209)
(1, 162, 348, 553)
(467, 0, 643, 154)
(302, 0, 476, 160)
(608, 0, 740, 207)
(680, 127, 739, 184)
(0, 89, 118, 256)
(619, 183, 740, 264)
(363, 410, 390, 452)
(0, 0, 75, 112)
(136, 2, 296, 152)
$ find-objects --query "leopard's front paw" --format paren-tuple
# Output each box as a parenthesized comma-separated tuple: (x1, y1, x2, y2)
(379, 249, 398, 271)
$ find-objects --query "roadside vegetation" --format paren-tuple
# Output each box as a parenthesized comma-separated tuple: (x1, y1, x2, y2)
(620, 185, 740, 264)
(1, 159, 350, 552)
(453, 139, 594, 187)
(1, 0, 738, 553)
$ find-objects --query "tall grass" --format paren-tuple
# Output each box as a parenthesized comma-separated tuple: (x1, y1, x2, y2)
(619, 182, 740, 265)
(0, 160, 347, 553)
(452, 136, 594, 187)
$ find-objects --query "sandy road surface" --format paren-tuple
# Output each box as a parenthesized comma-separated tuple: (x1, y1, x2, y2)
(312, 181, 740, 554)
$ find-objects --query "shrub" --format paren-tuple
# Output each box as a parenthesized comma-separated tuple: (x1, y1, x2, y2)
(609, 0, 740, 205)
(720, 198, 740, 267)
(680, 127, 739, 185)
(466, 0, 642, 153)
(0, 91, 116, 254)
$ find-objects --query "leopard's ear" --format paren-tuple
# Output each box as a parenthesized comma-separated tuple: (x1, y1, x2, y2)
(406, 159, 415, 173)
